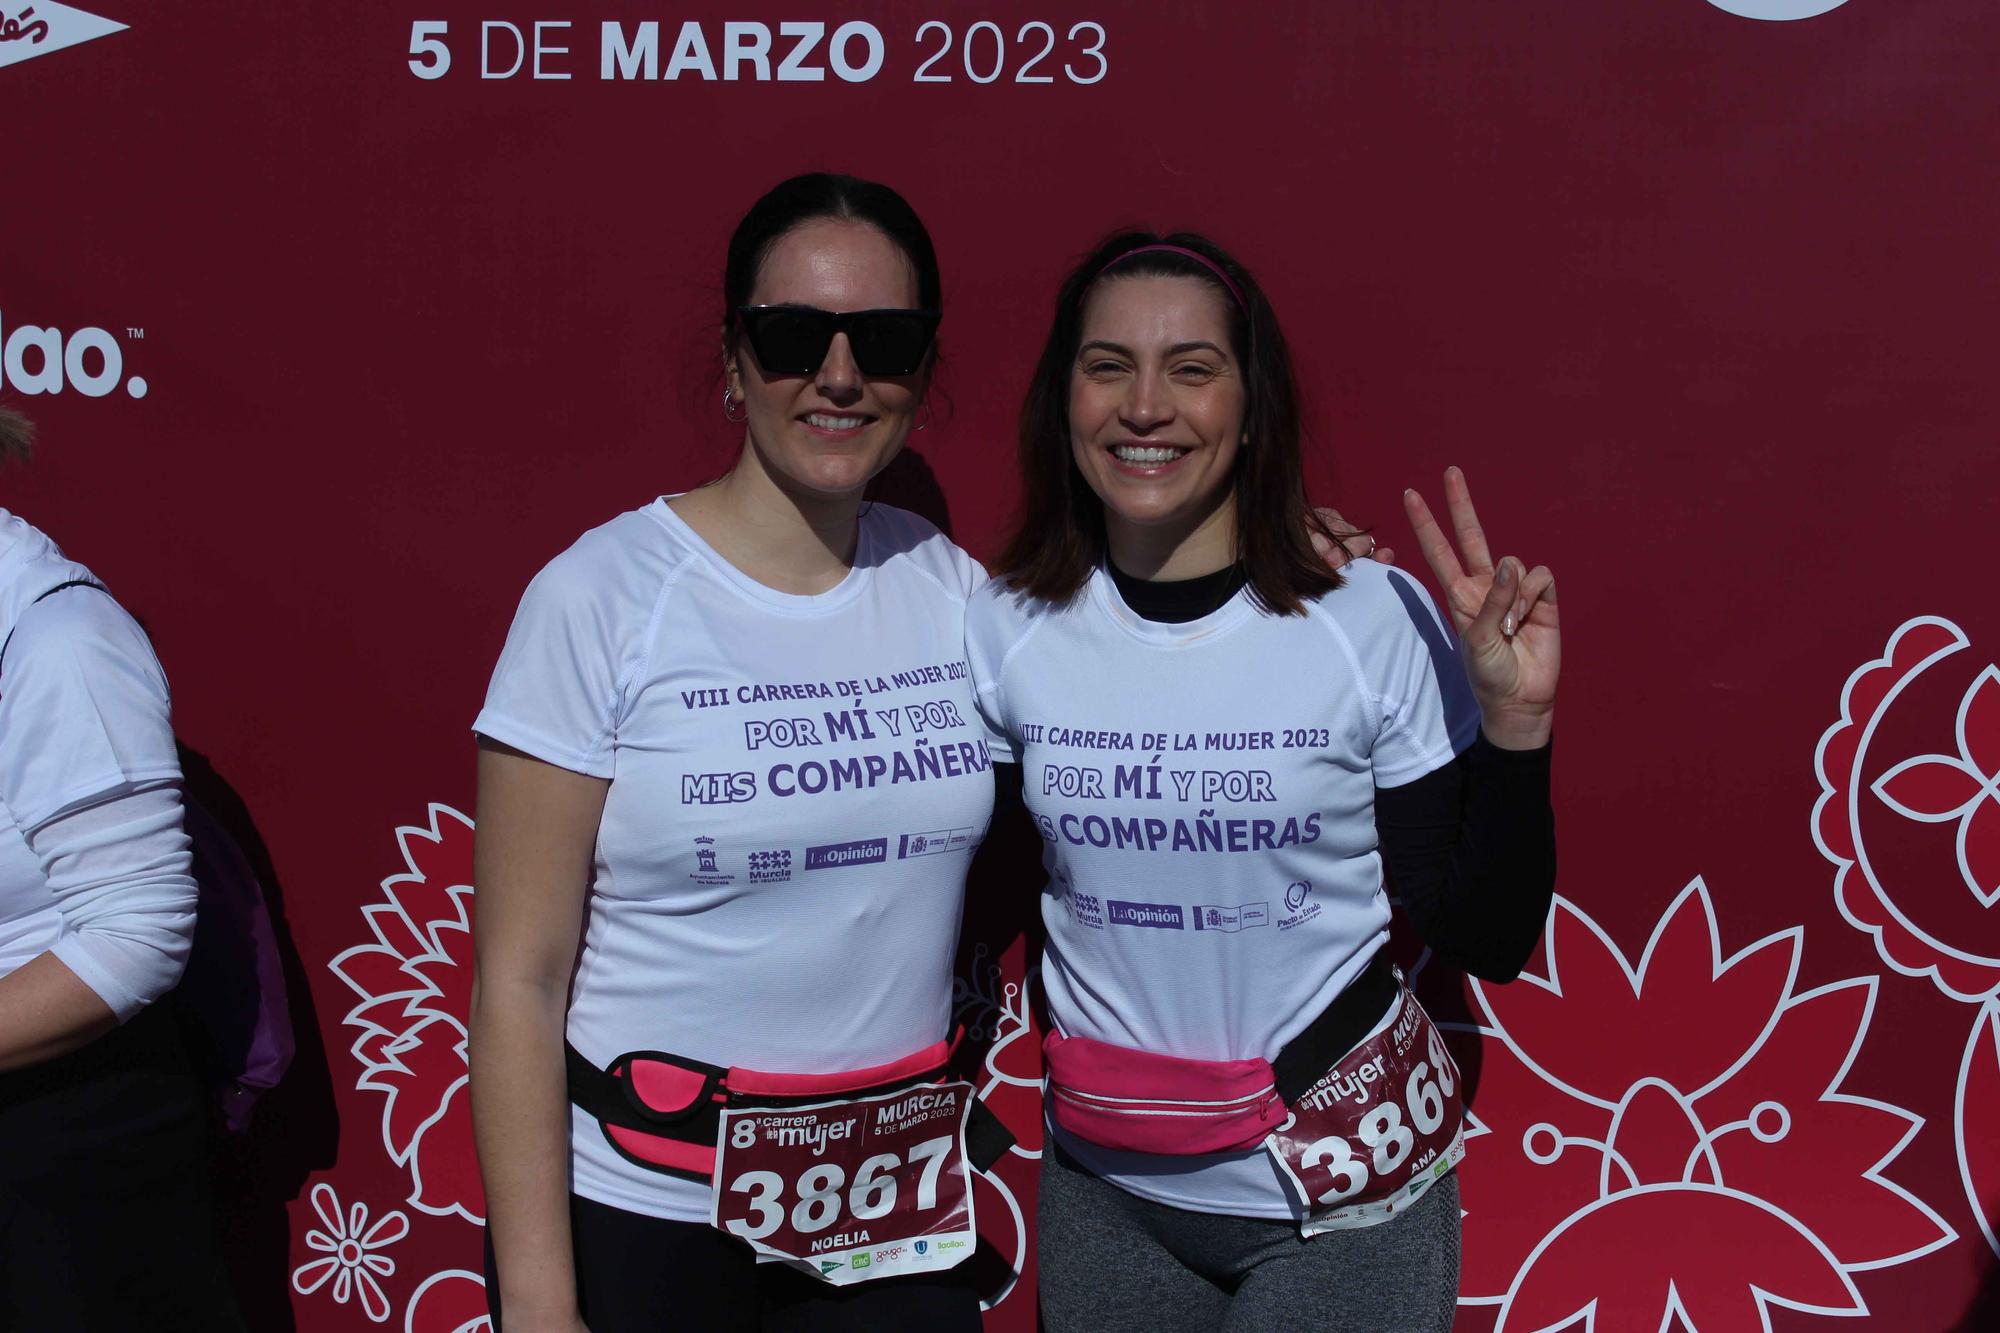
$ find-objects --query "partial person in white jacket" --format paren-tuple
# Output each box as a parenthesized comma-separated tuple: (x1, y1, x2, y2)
(0, 407, 242, 1329)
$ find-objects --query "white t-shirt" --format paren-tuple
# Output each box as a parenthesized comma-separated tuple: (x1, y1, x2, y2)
(964, 559, 1478, 1217)
(0, 510, 195, 1021)
(475, 499, 997, 1222)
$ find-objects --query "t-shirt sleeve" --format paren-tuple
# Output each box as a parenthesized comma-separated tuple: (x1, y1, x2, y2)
(890, 506, 988, 604)
(39, 782, 198, 1021)
(955, 545, 991, 602)
(1364, 567, 1481, 787)
(0, 589, 196, 1020)
(963, 592, 1022, 764)
(473, 542, 638, 779)
(0, 588, 182, 830)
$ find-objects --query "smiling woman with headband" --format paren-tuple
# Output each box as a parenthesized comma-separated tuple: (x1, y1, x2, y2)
(469, 174, 997, 1333)
(967, 231, 1562, 1331)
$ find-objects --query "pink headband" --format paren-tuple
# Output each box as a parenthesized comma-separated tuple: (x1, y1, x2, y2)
(1096, 244, 1248, 312)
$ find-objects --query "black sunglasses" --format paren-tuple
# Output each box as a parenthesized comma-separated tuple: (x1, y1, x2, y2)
(734, 305, 941, 378)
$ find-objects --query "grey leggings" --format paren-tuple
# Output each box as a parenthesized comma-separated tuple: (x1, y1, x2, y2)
(1037, 1143, 1460, 1333)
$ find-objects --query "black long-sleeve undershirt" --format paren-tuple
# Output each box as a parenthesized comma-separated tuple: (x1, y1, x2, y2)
(1374, 735, 1553, 980)
(1089, 560, 1556, 981)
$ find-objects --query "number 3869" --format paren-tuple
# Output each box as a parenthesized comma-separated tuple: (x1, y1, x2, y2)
(1301, 1026, 1458, 1206)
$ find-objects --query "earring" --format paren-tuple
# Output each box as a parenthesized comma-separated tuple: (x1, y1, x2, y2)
(722, 385, 746, 423)
(914, 401, 932, 433)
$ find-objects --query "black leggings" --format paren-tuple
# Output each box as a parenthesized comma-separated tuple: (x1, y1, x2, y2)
(0, 1005, 242, 1331)
(484, 1192, 982, 1332)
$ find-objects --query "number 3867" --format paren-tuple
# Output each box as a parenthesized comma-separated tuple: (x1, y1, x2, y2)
(725, 1134, 957, 1240)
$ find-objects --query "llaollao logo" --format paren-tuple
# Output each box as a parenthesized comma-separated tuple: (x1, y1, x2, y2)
(0, 310, 148, 398)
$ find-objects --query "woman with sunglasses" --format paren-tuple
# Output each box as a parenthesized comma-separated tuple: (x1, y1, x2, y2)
(965, 234, 1560, 1331)
(470, 175, 994, 1332)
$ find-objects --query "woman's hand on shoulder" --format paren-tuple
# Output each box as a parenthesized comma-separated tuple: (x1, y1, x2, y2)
(1311, 507, 1396, 569)
(1403, 467, 1558, 750)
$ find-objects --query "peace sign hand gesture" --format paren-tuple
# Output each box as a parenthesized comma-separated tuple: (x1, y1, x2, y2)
(1404, 467, 1559, 751)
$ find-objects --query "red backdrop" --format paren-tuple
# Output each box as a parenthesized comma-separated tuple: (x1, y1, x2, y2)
(8, 0, 1999, 1328)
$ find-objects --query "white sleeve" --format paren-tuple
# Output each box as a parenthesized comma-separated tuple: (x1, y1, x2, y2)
(1366, 568, 1481, 787)
(473, 542, 638, 779)
(955, 544, 991, 602)
(0, 590, 183, 828)
(39, 783, 197, 1020)
(964, 592, 1023, 764)
(0, 591, 196, 1019)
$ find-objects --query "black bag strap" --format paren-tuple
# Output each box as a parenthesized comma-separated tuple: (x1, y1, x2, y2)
(0, 579, 109, 678)
(564, 1041, 728, 1137)
(1271, 952, 1399, 1106)
(964, 1099, 1017, 1174)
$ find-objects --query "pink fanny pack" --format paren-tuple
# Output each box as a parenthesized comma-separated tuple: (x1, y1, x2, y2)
(1044, 1030, 1285, 1155)
(1042, 955, 1404, 1156)
(569, 1037, 954, 1181)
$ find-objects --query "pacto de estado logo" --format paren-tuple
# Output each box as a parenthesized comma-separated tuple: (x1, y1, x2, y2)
(0, 1, 125, 70)
(0, 310, 148, 398)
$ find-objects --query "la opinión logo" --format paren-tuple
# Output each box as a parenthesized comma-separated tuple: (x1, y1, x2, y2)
(1106, 900, 1184, 930)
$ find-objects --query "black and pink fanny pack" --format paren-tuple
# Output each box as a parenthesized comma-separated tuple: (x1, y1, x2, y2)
(566, 1032, 1013, 1182)
(1043, 954, 1399, 1155)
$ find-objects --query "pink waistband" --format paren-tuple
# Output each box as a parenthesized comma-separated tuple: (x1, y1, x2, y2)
(594, 1034, 957, 1185)
(725, 1036, 954, 1099)
(1044, 1031, 1284, 1156)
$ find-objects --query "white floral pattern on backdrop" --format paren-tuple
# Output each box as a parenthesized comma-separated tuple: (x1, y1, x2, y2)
(1817, 617, 2000, 1266)
(1448, 881, 1953, 1329)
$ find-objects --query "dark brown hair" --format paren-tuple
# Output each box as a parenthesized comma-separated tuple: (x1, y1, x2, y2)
(722, 173, 941, 349)
(0, 407, 32, 467)
(995, 231, 1339, 615)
